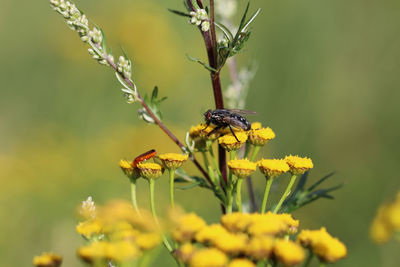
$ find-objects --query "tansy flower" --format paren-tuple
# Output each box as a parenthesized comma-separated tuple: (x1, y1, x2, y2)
(159, 153, 189, 169)
(109, 228, 140, 242)
(119, 159, 135, 177)
(76, 219, 103, 239)
(251, 122, 262, 130)
(248, 127, 275, 146)
(175, 243, 196, 264)
(273, 240, 305, 266)
(78, 241, 109, 263)
(136, 162, 163, 179)
(228, 258, 256, 267)
(297, 227, 346, 263)
(221, 212, 252, 232)
(189, 248, 228, 267)
(172, 213, 207, 243)
(227, 159, 257, 178)
(258, 159, 290, 178)
(195, 224, 229, 244)
(213, 232, 248, 255)
(247, 212, 298, 236)
(33, 252, 62, 267)
(245, 236, 274, 260)
(190, 123, 219, 140)
(284, 155, 313, 175)
(106, 241, 140, 262)
(135, 233, 162, 250)
(218, 132, 248, 151)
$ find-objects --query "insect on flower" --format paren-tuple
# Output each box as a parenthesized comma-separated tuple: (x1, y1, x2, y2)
(133, 149, 157, 167)
(203, 109, 256, 142)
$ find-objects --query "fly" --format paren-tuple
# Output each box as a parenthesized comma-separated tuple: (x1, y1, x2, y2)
(133, 149, 157, 167)
(203, 109, 256, 142)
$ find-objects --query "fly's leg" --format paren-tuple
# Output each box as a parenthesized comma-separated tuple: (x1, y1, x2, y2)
(229, 125, 240, 142)
(207, 125, 223, 137)
(202, 121, 210, 131)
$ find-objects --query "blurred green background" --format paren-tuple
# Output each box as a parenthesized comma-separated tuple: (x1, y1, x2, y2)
(1, 0, 400, 266)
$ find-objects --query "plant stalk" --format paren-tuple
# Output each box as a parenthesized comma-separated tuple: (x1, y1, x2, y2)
(273, 174, 297, 214)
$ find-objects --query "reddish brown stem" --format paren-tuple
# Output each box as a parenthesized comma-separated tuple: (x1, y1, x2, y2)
(98, 46, 212, 186)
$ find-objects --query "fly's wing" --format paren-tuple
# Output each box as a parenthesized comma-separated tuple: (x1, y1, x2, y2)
(227, 109, 257, 115)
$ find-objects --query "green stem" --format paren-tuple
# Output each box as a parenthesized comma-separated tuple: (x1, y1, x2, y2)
(302, 250, 314, 267)
(244, 143, 252, 159)
(169, 170, 175, 209)
(226, 188, 233, 214)
(209, 146, 223, 183)
(250, 145, 261, 162)
(202, 151, 215, 186)
(148, 179, 173, 252)
(235, 178, 244, 212)
(319, 263, 326, 267)
(273, 174, 297, 214)
(261, 177, 273, 213)
(130, 178, 141, 216)
(191, 0, 200, 10)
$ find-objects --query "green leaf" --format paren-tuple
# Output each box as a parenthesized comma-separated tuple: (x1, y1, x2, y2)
(186, 54, 218, 72)
(308, 172, 336, 191)
(214, 22, 234, 41)
(242, 8, 261, 32)
(151, 86, 159, 102)
(168, 8, 191, 17)
(100, 29, 107, 52)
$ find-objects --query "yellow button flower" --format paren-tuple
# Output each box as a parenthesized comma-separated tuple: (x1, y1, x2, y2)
(119, 159, 140, 180)
(136, 162, 163, 179)
(218, 131, 248, 151)
(76, 219, 103, 239)
(106, 241, 140, 262)
(251, 122, 263, 130)
(245, 236, 274, 260)
(221, 212, 252, 232)
(175, 243, 196, 264)
(284, 155, 313, 175)
(78, 241, 109, 263)
(227, 159, 257, 178)
(33, 252, 62, 267)
(195, 224, 229, 244)
(248, 127, 275, 146)
(213, 232, 248, 255)
(135, 232, 162, 250)
(159, 153, 189, 169)
(258, 159, 290, 178)
(228, 258, 256, 267)
(273, 240, 305, 266)
(189, 248, 228, 267)
(190, 123, 218, 140)
(172, 213, 207, 243)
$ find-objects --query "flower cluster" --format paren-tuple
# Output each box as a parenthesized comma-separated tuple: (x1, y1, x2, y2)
(76, 199, 161, 266)
(370, 191, 400, 244)
(190, 9, 210, 32)
(172, 211, 346, 266)
(33, 252, 62, 267)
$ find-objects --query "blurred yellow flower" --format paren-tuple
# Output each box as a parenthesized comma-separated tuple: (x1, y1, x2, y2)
(245, 236, 274, 260)
(248, 127, 275, 146)
(189, 248, 228, 267)
(78, 241, 139, 263)
(258, 159, 290, 178)
(195, 224, 229, 244)
(135, 232, 162, 250)
(251, 122, 262, 130)
(159, 153, 189, 169)
(175, 243, 196, 264)
(284, 155, 314, 175)
(273, 240, 305, 266)
(76, 219, 103, 239)
(221, 212, 252, 232)
(213, 232, 248, 255)
(227, 159, 257, 178)
(228, 258, 256, 267)
(33, 252, 62, 267)
(172, 213, 207, 243)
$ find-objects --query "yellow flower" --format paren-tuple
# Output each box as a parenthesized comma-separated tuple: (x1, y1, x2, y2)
(159, 153, 189, 169)
(190, 123, 218, 140)
(213, 232, 248, 255)
(221, 212, 252, 232)
(119, 159, 140, 179)
(370, 206, 393, 244)
(228, 258, 256, 267)
(273, 240, 305, 266)
(135, 233, 162, 250)
(257, 159, 290, 178)
(245, 236, 274, 260)
(248, 127, 275, 146)
(106, 241, 140, 262)
(247, 212, 299, 236)
(109, 228, 140, 242)
(218, 132, 248, 151)
(227, 159, 257, 178)
(189, 248, 228, 267)
(297, 227, 346, 263)
(78, 241, 109, 263)
(33, 252, 62, 267)
(76, 219, 103, 238)
(175, 243, 196, 264)
(172, 213, 207, 243)
(195, 224, 229, 244)
(251, 122, 262, 130)
(284, 155, 314, 175)
(136, 162, 163, 179)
